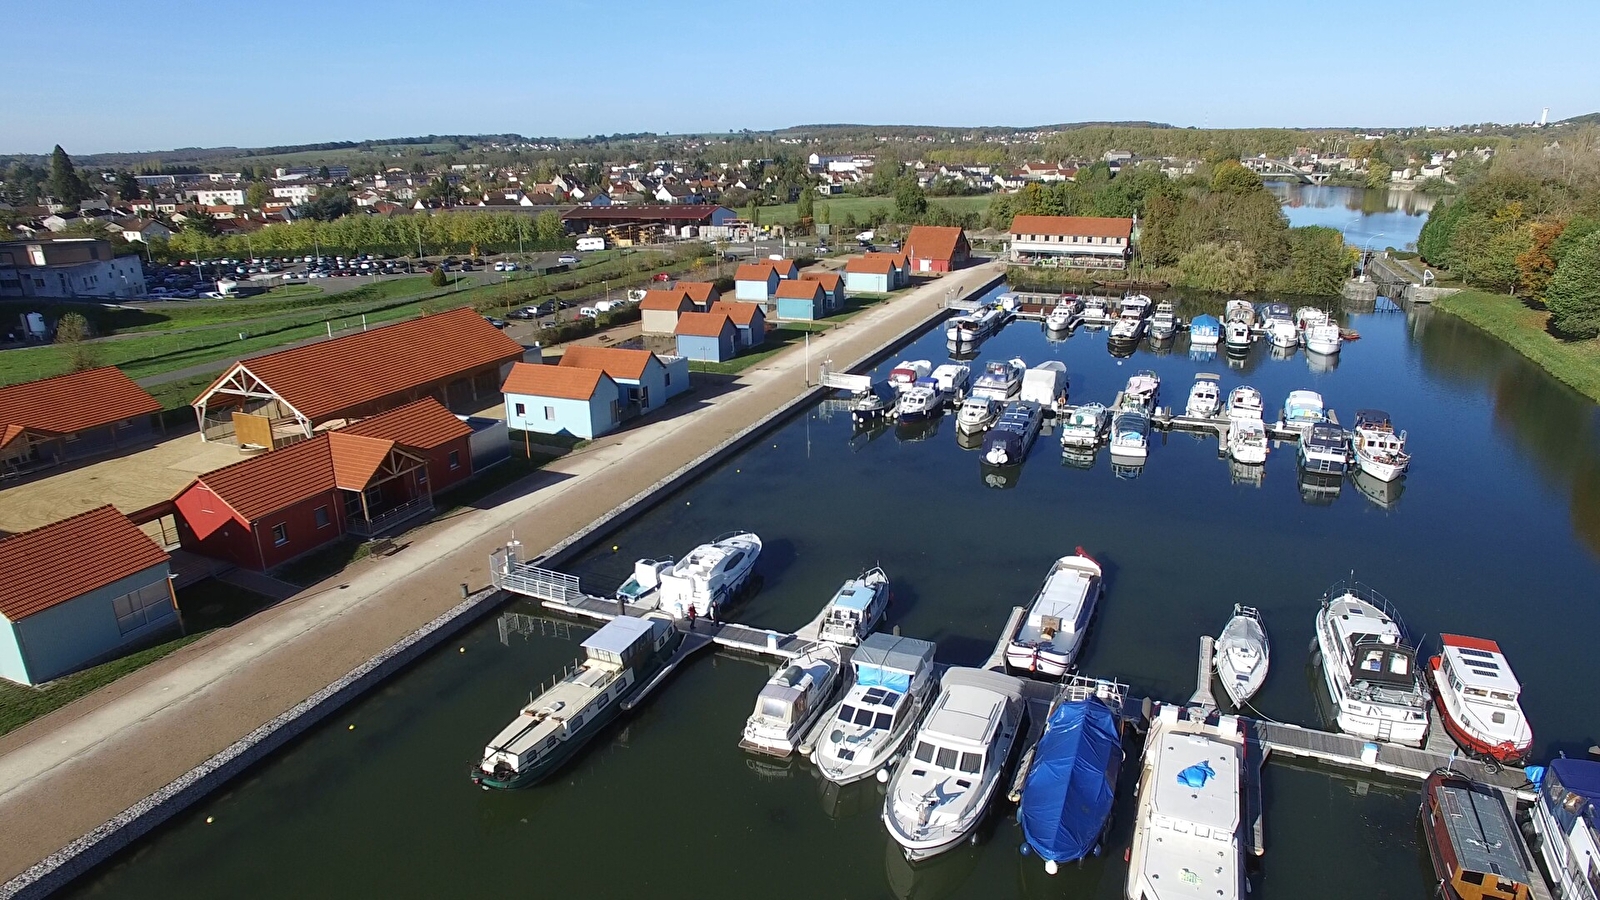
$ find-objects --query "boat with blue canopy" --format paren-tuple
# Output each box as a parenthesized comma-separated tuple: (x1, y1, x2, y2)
(818, 568, 890, 646)
(1018, 694, 1125, 873)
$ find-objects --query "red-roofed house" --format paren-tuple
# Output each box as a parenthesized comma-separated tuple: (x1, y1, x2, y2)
(501, 362, 622, 439)
(558, 345, 689, 412)
(172, 398, 474, 570)
(734, 263, 780, 301)
(192, 307, 526, 449)
(0, 367, 163, 479)
(676, 281, 720, 308)
(844, 254, 908, 294)
(707, 301, 768, 347)
(799, 271, 847, 309)
(674, 312, 738, 362)
(904, 225, 971, 273)
(0, 505, 174, 685)
(639, 288, 696, 335)
(772, 279, 829, 321)
(1008, 215, 1134, 269)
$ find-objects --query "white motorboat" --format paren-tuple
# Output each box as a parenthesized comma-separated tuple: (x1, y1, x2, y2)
(851, 390, 893, 423)
(889, 360, 932, 393)
(1279, 389, 1326, 439)
(1185, 373, 1222, 418)
(656, 531, 762, 619)
(740, 642, 843, 758)
(970, 357, 1025, 401)
(1224, 299, 1255, 350)
(1044, 300, 1081, 332)
(1109, 409, 1150, 460)
(1120, 370, 1161, 413)
(614, 558, 673, 608)
(883, 667, 1024, 861)
(1079, 296, 1112, 327)
(1527, 757, 1600, 900)
(1126, 704, 1247, 900)
(817, 567, 891, 647)
(1298, 307, 1342, 355)
(1352, 409, 1410, 482)
(1299, 423, 1349, 475)
(1260, 302, 1298, 349)
(1148, 300, 1178, 341)
(930, 363, 971, 397)
(1215, 605, 1269, 706)
(1108, 314, 1144, 346)
(1225, 385, 1264, 423)
(1314, 581, 1430, 747)
(981, 401, 1044, 466)
(813, 634, 937, 785)
(1118, 293, 1153, 320)
(946, 304, 1006, 345)
(955, 396, 1001, 434)
(1005, 549, 1104, 677)
(895, 381, 944, 422)
(1227, 417, 1269, 464)
(1058, 403, 1110, 449)
(1019, 361, 1068, 412)
(1426, 634, 1533, 765)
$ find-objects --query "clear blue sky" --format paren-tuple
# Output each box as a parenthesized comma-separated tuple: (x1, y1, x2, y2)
(9, 0, 1598, 155)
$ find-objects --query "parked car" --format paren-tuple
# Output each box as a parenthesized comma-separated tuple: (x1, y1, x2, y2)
(482, 316, 508, 329)
(557, 255, 578, 265)
(652, 272, 670, 282)
(508, 306, 539, 320)
(578, 307, 600, 319)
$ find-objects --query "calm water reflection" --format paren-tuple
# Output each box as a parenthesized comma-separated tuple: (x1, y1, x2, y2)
(1267, 182, 1435, 249)
(66, 293, 1600, 899)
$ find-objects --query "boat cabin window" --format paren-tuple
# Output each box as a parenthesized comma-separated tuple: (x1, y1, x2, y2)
(719, 552, 744, 574)
(875, 711, 894, 730)
(935, 747, 959, 770)
(853, 707, 877, 727)
(959, 752, 983, 774)
(914, 741, 935, 763)
(760, 698, 791, 721)
(838, 704, 857, 723)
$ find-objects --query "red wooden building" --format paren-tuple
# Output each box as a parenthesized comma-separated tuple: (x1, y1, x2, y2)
(904, 225, 971, 273)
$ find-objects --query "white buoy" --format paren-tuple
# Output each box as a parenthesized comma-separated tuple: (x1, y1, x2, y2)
(875, 767, 890, 784)
(1045, 859, 1058, 876)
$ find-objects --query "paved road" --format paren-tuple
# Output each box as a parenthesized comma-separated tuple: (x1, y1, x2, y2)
(0, 260, 1002, 885)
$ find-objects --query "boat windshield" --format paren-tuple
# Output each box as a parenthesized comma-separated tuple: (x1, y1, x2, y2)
(912, 741, 983, 774)
(837, 703, 894, 730)
(616, 577, 646, 599)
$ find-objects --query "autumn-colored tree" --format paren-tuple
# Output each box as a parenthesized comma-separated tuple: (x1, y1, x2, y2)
(1516, 219, 1566, 300)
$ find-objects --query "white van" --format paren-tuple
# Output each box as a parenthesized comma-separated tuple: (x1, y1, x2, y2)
(576, 236, 606, 252)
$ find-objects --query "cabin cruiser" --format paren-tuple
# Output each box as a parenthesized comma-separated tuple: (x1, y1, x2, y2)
(1185, 373, 1222, 418)
(1120, 370, 1161, 413)
(1189, 313, 1221, 346)
(1118, 293, 1153, 319)
(946, 304, 1006, 346)
(883, 667, 1024, 861)
(982, 401, 1044, 466)
(1280, 389, 1327, 439)
(818, 568, 891, 647)
(1527, 757, 1600, 900)
(955, 396, 1002, 435)
(1018, 693, 1124, 873)
(1148, 300, 1178, 341)
(813, 634, 937, 785)
(1214, 605, 1269, 706)
(1227, 417, 1269, 465)
(1225, 385, 1264, 423)
(1019, 361, 1068, 413)
(1298, 307, 1343, 355)
(1427, 634, 1534, 765)
(895, 381, 944, 422)
(1300, 423, 1349, 474)
(1058, 403, 1110, 449)
(1314, 581, 1430, 746)
(1224, 299, 1256, 350)
(1108, 295, 1151, 346)
(614, 558, 673, 608)
(657, 531, 762, 619)
(889, 359, 932, 393)
(1109, 409, 1150, 460)
(741, 642, 844, 758)
(1352, 409, 1410, 482)
(1079, 296, 1112, 327)
(1422, 770, 1537, 900)
(1044, 299, 1081, 332)
(1005, 549, 1104, 676)
(1260, 302, 1298, 349)
(1126, 704, 1247, 900)
(930, 363, 971, 398)
(971, 357, 1025, 401)
(851, 389, 893, 423)
(476, 615, 680, 789)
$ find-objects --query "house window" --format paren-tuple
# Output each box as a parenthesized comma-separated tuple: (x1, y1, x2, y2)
(417, 467, 428, 486)
(448, 450, 461, 470)
(544, 406, 556, 420)
(112, 581, 175, 635)
(315, 506, 331, 528)
(514, 402, 526, 416)
(272, 523, 289, 546)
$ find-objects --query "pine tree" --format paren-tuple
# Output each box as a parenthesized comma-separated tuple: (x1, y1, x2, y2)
(48, 145, 87, 205)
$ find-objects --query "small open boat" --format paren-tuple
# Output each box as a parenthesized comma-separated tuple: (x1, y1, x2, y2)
(1214, 605, 1269, 706)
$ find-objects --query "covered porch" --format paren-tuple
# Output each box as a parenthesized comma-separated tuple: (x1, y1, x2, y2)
(328, 433, 435, 538)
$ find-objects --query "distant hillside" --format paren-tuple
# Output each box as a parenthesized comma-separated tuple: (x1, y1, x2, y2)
(1559, 112, 1600, 125)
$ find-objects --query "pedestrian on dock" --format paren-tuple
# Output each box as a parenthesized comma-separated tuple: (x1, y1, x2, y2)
(687, 604, 697, 631)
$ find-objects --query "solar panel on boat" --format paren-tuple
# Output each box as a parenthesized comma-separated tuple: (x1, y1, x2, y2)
(1457, 647, 1496, 660)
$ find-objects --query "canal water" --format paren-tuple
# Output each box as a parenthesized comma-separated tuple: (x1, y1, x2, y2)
(66, 294, 1600, 899)
(1267, 182, 1436, 251)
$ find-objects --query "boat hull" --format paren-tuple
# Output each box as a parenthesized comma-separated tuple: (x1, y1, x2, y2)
(1005, 644, 1072, 677)
(1305, 335, 1342, 355)
(1059, 430, 1100, 449)
(1356, 453, 1407, 482)
(474, 702, 620, 789)
(1425, 660, 1532, 765)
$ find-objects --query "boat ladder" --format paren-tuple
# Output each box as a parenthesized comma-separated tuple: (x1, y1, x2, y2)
(1376, 719, 1393, 743)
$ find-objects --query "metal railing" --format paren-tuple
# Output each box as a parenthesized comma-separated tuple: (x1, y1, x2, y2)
(349, 496, 433, 537)
(492, 559, 583, 604)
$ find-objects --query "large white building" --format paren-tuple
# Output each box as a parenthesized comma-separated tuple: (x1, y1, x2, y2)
(1008, 215, 1134, 270)
(0, 239, 146, 299)
(194, 187, 246, 206)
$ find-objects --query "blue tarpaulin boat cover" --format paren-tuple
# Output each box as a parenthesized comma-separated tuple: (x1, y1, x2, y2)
(1019, 698, 1123, 863)
(1177, 761, 1215, 788)
(851, 633, 934, 694)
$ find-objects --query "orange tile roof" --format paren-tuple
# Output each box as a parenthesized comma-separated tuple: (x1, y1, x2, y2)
(864, 251, 909, 267)
(773, 280, 824, 300)
(676, 282, 719, 304)
(0, 367, 160, 437)
(199, 308, 523, 422)
(799, 271, 842, 290)
(501, 362, 611, 400)
(639, 289, 693, 311)
(558, 346, 656, 381)
(0, 505, 170, 621)
(1009, 215, 1133, 239)
(769, 259, 798, 278)
(844, 257, 895, 275)
(735, 263, 776, 282)
(327, 432, 397, 491)
(674, 311, 733, 338)
(905, 225, 967, 262)
(708, 301, 763, 326)
(191, 436, 338, 522)
(340, 397, 471, 450)
(0, 424, 24, 450)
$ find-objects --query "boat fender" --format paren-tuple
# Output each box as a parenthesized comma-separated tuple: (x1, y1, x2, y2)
(876, 767, 889, 784)
(1044, 859, 1058, 876)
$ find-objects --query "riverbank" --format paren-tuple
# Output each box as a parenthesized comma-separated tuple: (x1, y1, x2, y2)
(0, 262, 1003, 892)
(1434, 290, 1600, 402)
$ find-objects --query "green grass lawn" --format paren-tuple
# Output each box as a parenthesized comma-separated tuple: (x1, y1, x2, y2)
(1435, 290, 1600, 402)
(754, 195, 992, 227)
(0, 632, 205, 738)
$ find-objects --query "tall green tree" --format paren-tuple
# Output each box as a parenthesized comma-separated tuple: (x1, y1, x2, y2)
(118, 173, 142, 200)
(893, 177, 928, 221)
(1544, 230, 1600, 338)
(246, 182, 269, 209)
(746, 200, 761, 228)
(48, 145, 88, 205)
(796, 188, 814, 222)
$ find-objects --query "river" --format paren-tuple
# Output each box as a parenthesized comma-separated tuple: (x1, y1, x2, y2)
(63, 285, 1600, 899)
(1266, 182, 1436, 251)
